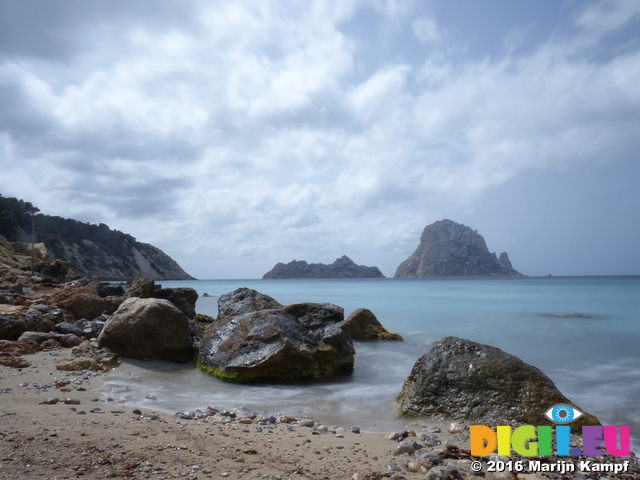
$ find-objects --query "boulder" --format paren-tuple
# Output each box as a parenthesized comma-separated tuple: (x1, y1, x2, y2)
(47, 285, 105, 321)
(75, 318, 106, 339)
(0, 305, 44, 340)
(155, 287, 198, 318)
(345, 308, 403, 340)
(125, 278, 158, 298)
(55, 321, 84, 337)
(18, 331, 83, 348)
(33, 259, 71, 282)
(217, 287, 282, 319)
(198, 302, 354, 383)
(56, 342, 120, 371)
(103, 295, 124, 315)
(95, 282, 125, 298)
(124, 278, 197, 318)
(97, 297, 193, 362)
(396, 337, 599, 429)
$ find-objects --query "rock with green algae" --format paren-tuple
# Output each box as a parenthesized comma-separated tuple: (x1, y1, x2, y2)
(198, 302, 354, 383)
(345, 308, 403, 340)
(397, 336, 599, 431)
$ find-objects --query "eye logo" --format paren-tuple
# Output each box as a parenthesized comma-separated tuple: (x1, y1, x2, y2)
(544, 404, 583, 423)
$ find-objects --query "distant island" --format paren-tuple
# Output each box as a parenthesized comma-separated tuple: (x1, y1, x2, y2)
(263, 255, 385, 279)
(394, 219, 523, 277)
(0, 194, 193, 280)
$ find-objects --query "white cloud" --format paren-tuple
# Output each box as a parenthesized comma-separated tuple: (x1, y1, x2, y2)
(1, 0, 639, 277)
(412, 16, 441, 44)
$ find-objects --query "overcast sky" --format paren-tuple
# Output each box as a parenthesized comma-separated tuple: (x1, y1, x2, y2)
(1, 0, 639, 279)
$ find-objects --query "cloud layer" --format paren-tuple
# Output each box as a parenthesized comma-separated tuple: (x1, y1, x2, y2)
(1, 0, 639, 277)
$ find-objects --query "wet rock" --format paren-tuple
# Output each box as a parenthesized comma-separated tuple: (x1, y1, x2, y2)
(198, 301, 354, 382)
(345, 308, 403, 341)
(75, 319, 106, 339)
(397, 336, 599, 428)
(98, 297, 193, 362)
(216, 287, 282, 319)
(55, 321, 84, 337)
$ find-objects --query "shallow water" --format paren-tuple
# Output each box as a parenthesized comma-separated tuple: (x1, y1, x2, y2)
(101, 276, 640, 446)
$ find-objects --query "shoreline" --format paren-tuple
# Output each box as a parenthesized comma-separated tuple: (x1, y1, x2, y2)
(1, 347, 474, 480)
(2, 347, 639, 480)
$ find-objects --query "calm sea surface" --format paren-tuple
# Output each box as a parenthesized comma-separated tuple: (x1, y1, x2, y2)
(102, 277, 640, 445)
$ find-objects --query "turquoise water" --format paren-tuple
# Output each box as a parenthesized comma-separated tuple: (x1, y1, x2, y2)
(102, 276, 640, 445)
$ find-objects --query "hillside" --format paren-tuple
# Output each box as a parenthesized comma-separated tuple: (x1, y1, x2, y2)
(0, 194, 193, 280)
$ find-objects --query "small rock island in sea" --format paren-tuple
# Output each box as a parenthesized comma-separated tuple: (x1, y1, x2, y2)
(395, 219, 523, 277)
(263, 255, 385, 279)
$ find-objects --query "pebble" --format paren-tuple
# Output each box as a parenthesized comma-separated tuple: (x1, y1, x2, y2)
(39, 398, 59, 405)
(386, 463, 402, 472)
(426, 466, 449, 480)
(350, 426, 360, 434)
(392, 444, 415, 456)
(299, 419, 315, 427)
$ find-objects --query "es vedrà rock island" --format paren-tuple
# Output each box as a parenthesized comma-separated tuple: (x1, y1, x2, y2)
(2, 193, 629, 479)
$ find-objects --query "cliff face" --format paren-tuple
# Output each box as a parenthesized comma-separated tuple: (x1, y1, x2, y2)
(0, 194, 194, 281)
(263, 255, 385, 279)
(394, 219, 522, 278)
(44, 236, 194, 280)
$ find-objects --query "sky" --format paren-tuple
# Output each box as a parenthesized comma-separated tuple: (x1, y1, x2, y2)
(1, 0, 639, 279)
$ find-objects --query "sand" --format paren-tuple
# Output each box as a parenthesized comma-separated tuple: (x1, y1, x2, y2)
(0, 347, 473, 480)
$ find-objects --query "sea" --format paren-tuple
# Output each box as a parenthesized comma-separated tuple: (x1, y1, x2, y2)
(101, 276, 640, 448)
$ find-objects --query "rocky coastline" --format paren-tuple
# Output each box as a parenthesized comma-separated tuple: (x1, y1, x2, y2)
(1, 242, 637, 478)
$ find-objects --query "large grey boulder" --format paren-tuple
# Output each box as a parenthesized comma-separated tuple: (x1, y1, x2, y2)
(0, 305, 45, 340)
(345, 308, 403, 340)
(217, 287, 282, 319)
(397, 336, 599, 428)
(198, 302, 355, 383)
(97, 297, 192, 362)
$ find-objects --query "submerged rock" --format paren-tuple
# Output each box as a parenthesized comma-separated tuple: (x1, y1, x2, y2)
(198, 302, 354, 383)
(97, 297, 193, 362)
(345, 308, 403, 341)
(396, 336, 599, 429)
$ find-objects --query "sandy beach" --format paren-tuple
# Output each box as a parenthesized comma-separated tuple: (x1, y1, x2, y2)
(1, 346, 477, 480)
